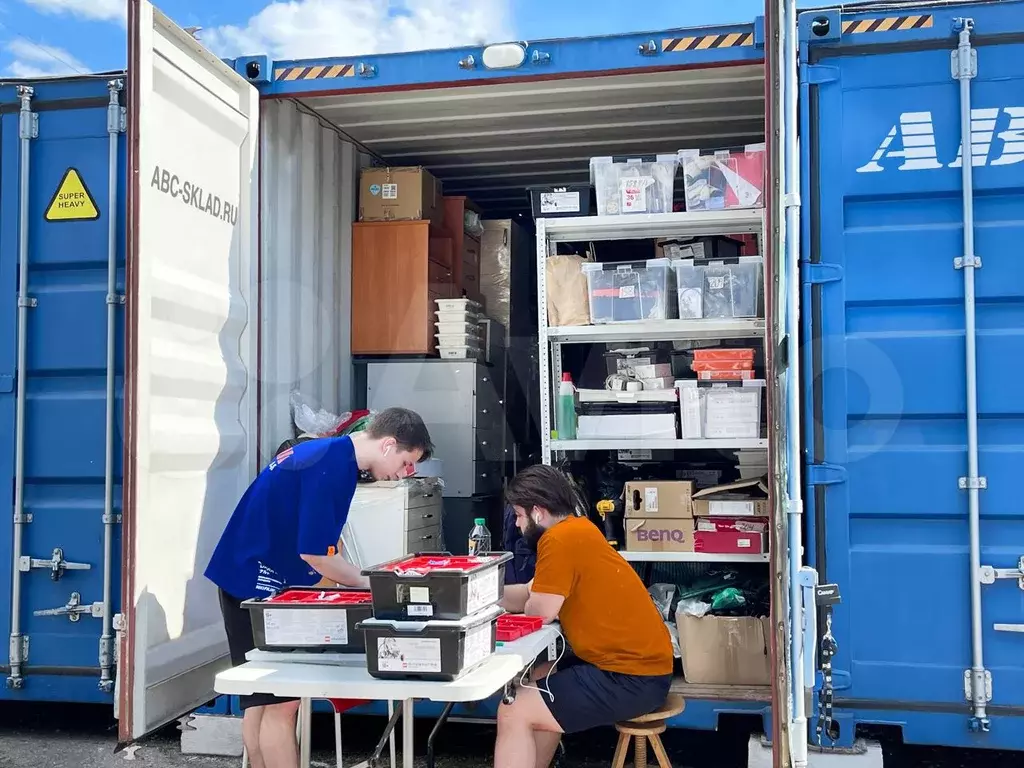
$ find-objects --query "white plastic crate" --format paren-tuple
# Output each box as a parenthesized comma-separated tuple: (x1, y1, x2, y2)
(435, 298, 483, 313)
(435, 320, 483, 336)
(438, 346, 483, 360)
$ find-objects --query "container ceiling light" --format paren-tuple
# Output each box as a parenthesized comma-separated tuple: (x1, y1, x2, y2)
(482, 43, 527, 70)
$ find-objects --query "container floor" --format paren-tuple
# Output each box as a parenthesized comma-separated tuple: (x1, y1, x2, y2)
(0, 701, 1019, 768)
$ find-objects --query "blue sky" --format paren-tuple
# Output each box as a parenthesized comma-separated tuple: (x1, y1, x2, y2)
(0, 0, 812, 77)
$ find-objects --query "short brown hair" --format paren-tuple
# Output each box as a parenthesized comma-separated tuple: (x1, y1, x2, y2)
(367, 408, 434, 460)
(505, 465, 578, 519)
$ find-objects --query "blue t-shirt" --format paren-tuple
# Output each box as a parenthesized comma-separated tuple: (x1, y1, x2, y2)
(205, 436, 358, 600)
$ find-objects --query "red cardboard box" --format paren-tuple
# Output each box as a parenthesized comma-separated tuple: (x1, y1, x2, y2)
(693, 530, 766, 554)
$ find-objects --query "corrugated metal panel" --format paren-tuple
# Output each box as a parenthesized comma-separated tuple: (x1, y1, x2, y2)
(801, 0, 1024, 752)
(296, 65, 764, 218)
(259, 100, 364, 462)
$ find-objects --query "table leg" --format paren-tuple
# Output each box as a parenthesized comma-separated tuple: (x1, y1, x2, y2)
(364, 703, 404, 768)
(387, 701, 397, 768)
(425, 702, 455, 768)
(402, 698, 414, 768)
(299, 697, 313, 768)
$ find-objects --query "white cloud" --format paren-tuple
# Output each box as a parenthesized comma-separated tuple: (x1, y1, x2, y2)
(20, 0, 125, 24)
(200, 0, 513, 60)
(6, 38, 87, 78)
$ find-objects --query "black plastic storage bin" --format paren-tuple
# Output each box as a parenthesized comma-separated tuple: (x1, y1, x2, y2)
(358, 605, 503, 681)
(242, 587, 375, 653)
(364, 552, 514, 621)
(527, 184, 592, 218)
(659, 236, 742, 261)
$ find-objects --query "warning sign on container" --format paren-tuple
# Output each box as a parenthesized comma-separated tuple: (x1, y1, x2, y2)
(45, 168, 99, 222)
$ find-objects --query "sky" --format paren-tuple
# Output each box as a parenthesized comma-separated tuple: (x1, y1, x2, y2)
(0, 0, 809, 77)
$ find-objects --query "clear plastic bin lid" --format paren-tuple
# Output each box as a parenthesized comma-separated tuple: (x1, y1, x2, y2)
(675, 379, 765, 389)
(581, 257, 672, 273)
(589, 154, 679, 183)
(669, 255, 762, 267)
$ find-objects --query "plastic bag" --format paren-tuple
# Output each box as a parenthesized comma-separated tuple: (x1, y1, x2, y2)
(676, 598, 711, 618)
(290, 392, 347, 436)
(648, 583, 677, 620)
(710, 587, 747, 612)
(546, 253, 591, 326)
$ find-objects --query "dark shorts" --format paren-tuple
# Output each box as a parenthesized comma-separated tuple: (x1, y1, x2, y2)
(219, 588, 298, 711)
(540, 655, 673, 734)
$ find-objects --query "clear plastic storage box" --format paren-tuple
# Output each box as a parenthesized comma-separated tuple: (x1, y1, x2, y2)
(676, 379, 764, 440)
(679, 144, 766, 212)
(590, 155, 679, 216)
(582, 258, 677, 323)
(673, 255, 763, 319)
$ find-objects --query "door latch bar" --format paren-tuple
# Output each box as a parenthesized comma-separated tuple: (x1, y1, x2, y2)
(33, 592, 103, 622)
(978, 556, 1024, 591)
(18, 547, 91, 581)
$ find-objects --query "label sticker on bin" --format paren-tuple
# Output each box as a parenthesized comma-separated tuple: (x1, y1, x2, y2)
(378, 637, 442, 673)
(265, 609, 350, 646)
(620, 177, 654, 213)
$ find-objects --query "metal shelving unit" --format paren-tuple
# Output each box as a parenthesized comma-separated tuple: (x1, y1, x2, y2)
(535, 209, 769, 565)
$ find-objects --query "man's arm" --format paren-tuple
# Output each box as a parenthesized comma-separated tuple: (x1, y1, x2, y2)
(500, 584, 530, 613)
(525, 591, 564, 623)
(301, 554, 369, 588)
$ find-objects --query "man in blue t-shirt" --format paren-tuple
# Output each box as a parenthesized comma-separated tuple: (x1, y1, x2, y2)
(205, 407, 432, 768)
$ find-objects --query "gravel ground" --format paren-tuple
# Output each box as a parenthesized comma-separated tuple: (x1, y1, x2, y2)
(0, 702, 1015, 768)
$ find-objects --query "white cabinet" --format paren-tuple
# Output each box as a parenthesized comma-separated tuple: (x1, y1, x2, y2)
(340, 479, 443, 569)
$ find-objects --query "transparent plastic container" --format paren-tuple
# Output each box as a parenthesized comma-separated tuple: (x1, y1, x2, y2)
(581, 258, 677, 324)
(673, 255, 763, 319)
(679, 144, 766, 212)
(590, 155, 679, 216)
(676, 380, 764, 440)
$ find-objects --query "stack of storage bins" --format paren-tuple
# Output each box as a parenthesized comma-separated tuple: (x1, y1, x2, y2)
(434, 298, 484, 359)
(358, 552, 512, 680)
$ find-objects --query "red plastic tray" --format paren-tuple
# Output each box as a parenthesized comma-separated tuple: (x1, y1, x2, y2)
(381, 555, 500, 574)
(696, 370, 755, 381)
(496, 615, 544, 642)
(265, 589, 373, 605)
(692, 348, 755, 362)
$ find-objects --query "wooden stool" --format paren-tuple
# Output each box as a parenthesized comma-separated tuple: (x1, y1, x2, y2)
(611, 694, 685, 768)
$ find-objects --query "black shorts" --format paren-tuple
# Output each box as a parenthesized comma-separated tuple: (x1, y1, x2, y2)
(540, 655, 672, 734)
(219, 588, 298, 711)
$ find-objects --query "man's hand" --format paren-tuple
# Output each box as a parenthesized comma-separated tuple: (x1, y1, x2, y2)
(301, 554, 370, 588)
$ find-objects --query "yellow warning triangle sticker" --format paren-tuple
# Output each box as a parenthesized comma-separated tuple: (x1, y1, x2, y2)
(45, 168, 100, 222)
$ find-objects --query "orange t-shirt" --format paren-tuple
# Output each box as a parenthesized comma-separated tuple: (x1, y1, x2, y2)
(531, 515, 673, 677)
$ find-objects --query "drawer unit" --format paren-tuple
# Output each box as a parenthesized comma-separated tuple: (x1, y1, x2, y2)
(340, 480, 443, 569)
(366, 360, 508, 497)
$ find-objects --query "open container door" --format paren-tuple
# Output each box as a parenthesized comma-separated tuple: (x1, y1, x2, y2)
(119, 0, 259, 741)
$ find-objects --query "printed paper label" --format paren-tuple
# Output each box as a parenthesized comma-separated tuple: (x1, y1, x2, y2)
(618, 449, 653, 461)
(466, 567, 500, 614)
(264, 609, 349, 646)
(409, 586, 431, 604)
(737, 538, 752, 549)
(407, 604, 434, 617)
(620, 177, 653, 213)
(377, 637, 442, 673)
(540, 192, 580, 213)
(708, 500, 755, 517)
(708, 275, 726, 290)
(462, 622, 493, 670)
(382, 183, 399, 200)
(644, 487, 659, 513)
(618, 285, 637, 299)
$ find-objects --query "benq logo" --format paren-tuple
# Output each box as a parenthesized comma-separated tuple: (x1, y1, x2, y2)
(636, 528, 688, 543)
(857, 107, 1024, 172)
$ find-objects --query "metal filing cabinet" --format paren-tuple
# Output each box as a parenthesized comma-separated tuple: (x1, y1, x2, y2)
(366, 360, 505, 497)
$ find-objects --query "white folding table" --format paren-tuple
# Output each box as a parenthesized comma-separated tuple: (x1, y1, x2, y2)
(216, 624, 560, 768)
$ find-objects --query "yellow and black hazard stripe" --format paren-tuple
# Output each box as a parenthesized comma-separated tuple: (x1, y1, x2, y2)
(842, 14, 933, 35)
(662, 32, 755, 53)
(274, 63, 356, 82)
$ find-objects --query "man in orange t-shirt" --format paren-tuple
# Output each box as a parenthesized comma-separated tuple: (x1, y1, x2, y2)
(495, 465, 673, 768)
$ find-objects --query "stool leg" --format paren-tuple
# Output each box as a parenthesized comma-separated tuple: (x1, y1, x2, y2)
(335, 712, 344, 768)
(635, 735, 648, 768)
(649, 733, 671, 768)
(241, 745, 248, 768)
(611, 733, 630, 768)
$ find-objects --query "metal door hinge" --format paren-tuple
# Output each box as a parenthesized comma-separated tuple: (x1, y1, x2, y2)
(801, 64, 840, 86)
(113, 613, 126, 632)
(801, 261, 843, 286)
(8, 635, 29, 665)
(807, 463, 847, 487)
(33, 592, 103, 622)
(959, 476, 987, 490)
(18, 547, 91, 581)
(978, 556, 1024, 590)
(964, 669, 992, 702)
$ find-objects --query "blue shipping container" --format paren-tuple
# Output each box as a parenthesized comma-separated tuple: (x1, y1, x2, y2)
(800, 0, 1024, 751)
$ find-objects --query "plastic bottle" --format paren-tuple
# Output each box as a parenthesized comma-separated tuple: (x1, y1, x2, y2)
(468, 518, 492, 556)
(556, 372, 577, 440)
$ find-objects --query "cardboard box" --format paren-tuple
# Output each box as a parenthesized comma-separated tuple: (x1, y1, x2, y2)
(692, 478, 769, 517)
(624, 480, 695, 519)
(693, 530, 766, 555)
(676, 614, 771, 685)
(625, 518, 694, 553)
(359, 167, 443, 225)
